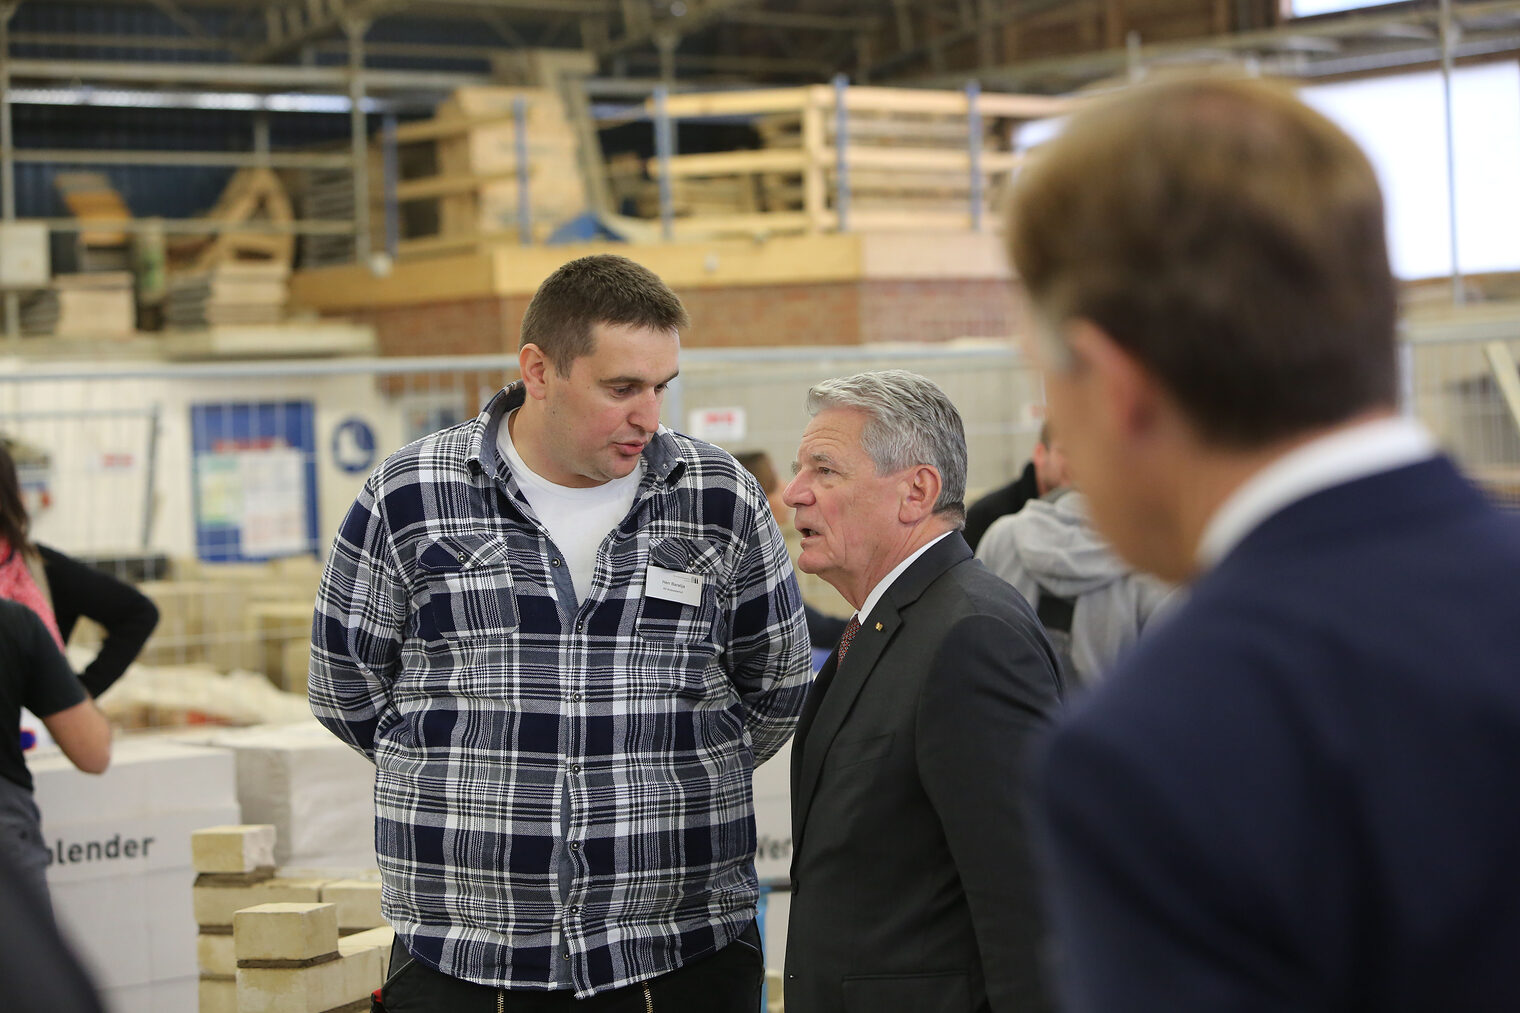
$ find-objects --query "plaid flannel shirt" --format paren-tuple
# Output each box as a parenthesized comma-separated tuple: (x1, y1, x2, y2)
(309, 384, 810, 997)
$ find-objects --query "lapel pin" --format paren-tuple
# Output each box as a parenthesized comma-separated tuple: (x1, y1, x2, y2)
(875, 622, 883, 631)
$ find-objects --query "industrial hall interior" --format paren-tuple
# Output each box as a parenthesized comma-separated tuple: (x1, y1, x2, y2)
(3, 0, 1520, 1011)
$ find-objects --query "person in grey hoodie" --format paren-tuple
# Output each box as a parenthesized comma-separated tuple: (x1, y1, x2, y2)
(976, 487, 1171, 687)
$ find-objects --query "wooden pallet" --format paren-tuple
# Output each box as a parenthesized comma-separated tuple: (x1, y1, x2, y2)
(632, 84, 1068, 237)
(375, 86, 588, 259)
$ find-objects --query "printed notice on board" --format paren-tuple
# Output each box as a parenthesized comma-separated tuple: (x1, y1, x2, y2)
(196, 446, 308, 557)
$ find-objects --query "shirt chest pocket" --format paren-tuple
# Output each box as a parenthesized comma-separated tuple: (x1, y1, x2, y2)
(634, 536, 723, 645)
(415, 534, 519, 648)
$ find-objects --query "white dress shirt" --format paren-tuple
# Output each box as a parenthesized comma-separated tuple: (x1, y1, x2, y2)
(1196, 416, 1436, 571)
(854, 531, 956, 627)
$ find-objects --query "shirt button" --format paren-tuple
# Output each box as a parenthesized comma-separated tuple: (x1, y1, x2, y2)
(575, 621, 584, 633)
(456, 552, 466, 562)
(569, 842, 580, 851)
(551, 557, 562, 567)
(569, 764, 581, 774)
(572, 692, 583, 702)
(562, 952, 570, 961)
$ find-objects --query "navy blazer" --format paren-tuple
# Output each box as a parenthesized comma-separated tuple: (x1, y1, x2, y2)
(1031, 457, 1520, 1012)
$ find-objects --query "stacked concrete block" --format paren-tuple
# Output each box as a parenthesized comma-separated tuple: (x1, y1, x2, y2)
(320, 878, 386, 933)
(234, 902, 384, 1013)
(337, 927, 393, 1000)
(189, 820, 393, 1012)
(192, 824, 281, 1007)
(191, 823, 276, 874)
(33, 738, 240, 1013)
(185, 722, 378, 868)
(234, 903, 350, 1013)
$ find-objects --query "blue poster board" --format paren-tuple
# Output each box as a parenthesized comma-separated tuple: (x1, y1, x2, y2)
(190, 400, 319, 562)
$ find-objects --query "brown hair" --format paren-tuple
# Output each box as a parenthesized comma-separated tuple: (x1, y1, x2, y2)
(0, 441, 30, 555)
(1008, 75, 1398, 448)
(734, 450, 780, 495)
(520, 254, 691, 374)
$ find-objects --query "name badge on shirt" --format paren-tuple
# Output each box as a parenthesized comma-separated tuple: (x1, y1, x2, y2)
(645, 564, 704, 607)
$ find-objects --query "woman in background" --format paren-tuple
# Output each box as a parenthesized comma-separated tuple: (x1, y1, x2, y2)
(0, 441, 158, 698)
(0, 598, 112, 908)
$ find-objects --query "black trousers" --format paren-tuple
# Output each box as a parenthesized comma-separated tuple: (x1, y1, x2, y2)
(378, 921, 764, 1013)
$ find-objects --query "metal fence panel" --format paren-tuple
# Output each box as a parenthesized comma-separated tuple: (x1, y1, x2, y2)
(1, 325, 1515, 725)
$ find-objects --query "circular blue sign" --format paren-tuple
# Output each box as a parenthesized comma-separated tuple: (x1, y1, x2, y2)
(332, 417, 377, 474)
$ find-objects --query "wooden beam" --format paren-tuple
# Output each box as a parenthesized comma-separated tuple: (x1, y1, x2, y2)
(288, 251, 498, 310)
(644, 87, 812, 118)
(646, 149, 810, 177)
(649, 84, 1070, 121)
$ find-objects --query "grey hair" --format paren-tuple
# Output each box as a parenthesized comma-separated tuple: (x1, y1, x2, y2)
(805, 370, 967, 526)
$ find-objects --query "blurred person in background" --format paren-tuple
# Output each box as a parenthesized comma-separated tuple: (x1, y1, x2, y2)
(734, 449, 849, 652)
(782, 370, 1062, 1013)
(975, 445, 1173, 687)
(962, 421, 1069, 551)
(0, 846, 106, 1012)
(0, 440, 159, 700)
(1012, 75, 1520, 1012)
(0, 598, 112, 909)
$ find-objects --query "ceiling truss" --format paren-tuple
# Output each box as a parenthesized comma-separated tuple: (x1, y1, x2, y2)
(18, 0, 1520, 93)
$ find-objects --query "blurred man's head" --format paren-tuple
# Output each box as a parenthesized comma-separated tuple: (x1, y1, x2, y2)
(1032, 421, 1070, 497)
(735, 449, 789, 528)
(784, 371, 967, 610)
(1007, 76, 1398, 581)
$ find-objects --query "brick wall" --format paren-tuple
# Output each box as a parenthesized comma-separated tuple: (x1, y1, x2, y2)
(859, 279, 1019, 344)
(345, 279, 1019, 354)
(677, 283, 862, 347)
(349, 296, 511, 358)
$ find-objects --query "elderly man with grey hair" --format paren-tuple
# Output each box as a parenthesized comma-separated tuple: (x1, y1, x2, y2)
(780, 369, 1064, 1013)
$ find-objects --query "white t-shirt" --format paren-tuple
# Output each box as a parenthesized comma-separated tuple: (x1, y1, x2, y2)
(498, 413, 642, 604)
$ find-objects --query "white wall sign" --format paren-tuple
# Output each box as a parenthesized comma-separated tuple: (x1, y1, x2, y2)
(686, 407, 747, 443)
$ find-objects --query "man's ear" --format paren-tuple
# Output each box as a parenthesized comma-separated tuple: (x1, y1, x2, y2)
(898, 465, 943, 524)
(1067, 319, 1161, 443)
(519, 343, 551, 400)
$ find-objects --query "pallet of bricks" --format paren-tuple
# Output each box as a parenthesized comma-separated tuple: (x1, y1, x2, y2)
(20, 172, 137, 337)
(132, 555, 324, 699)
(637, 85, 1070, 239)
(192, 824, 392, 1012)
(165, 168, 294, 331)
(373, 85, 588, 259)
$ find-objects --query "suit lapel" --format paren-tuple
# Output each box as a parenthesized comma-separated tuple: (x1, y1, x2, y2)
(790, 533, 973, 872)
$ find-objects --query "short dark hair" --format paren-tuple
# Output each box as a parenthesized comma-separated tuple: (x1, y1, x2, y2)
(734, 450, 780, 496)
(1008, 76, 1398, 448)
(520, 254, 690, 374)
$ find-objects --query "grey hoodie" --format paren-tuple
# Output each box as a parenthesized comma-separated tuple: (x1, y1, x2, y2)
(975, 489, 1173, 685)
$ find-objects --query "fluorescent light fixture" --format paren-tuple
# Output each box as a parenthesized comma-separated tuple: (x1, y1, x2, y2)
(6, 86, 383, 114)
(1288, 0, 1397, 16)
(1012, 116, 1067, 152)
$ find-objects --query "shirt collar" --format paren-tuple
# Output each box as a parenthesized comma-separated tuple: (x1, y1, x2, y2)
(856, 531, 955, 626)
(1196, 415, 1436, 571)
(465, 382, 685, 486)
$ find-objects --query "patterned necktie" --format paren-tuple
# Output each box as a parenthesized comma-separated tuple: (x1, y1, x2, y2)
(837, 615, 862, 665)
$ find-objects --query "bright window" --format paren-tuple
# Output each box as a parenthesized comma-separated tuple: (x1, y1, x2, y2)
(1303, 62, 1520, 279)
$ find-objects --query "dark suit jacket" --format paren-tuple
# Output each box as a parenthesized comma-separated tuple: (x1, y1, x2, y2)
(1032, 457, 1520, 1012)
(786, 533, 1064, 1013)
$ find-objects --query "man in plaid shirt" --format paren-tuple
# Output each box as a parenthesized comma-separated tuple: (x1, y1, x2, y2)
(309, 255, 811, 1011)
